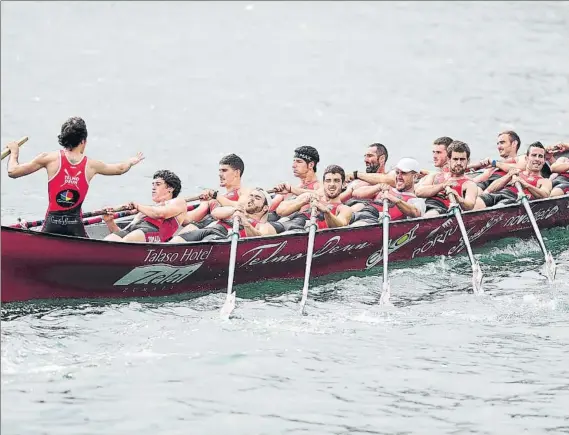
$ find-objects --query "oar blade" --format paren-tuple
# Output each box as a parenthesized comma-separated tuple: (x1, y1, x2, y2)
(220, 291, 236, 320)
(472, 261, 484, 295)
(544, 251, 557, 284)
(379, 280, 392, 306)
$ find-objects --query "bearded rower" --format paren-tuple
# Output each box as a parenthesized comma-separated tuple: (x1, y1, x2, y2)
(274, 165, 353, 232)
(170, 188, 277, 242)
(178, 154, 250, 233)
(350, 158, 426, 225)
(5, 116, 144, 237)
(549, 143, 569, 197)
(269, 146, 321, 217)
(416, 140, 479, 217)
(477, 142, 552, 207)
(340, 143, 391, 206)
(103, 170, 186, 243)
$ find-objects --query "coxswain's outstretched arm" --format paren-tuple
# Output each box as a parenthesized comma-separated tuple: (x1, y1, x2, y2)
(89, 152, 144, 176)
(551, 157, 569, 174)
(7, 150, 51, 178)
(133, 197, 186, 219)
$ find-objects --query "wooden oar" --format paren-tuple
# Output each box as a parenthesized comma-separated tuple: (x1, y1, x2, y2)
(1, 136, 29, 160)
(379, 199, 392, 305)
(220, 215, 241, 320)
(447, 189, 483, 294)
(515, 181, 556, 283)
(299, 205, 318, 315)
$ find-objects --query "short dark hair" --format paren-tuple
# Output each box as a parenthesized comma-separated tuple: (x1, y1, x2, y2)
(153, 170, 181, 198)
(369, 143, 388, 162)
(433, 136, 453, 148)
(499, 130, 521, 152)
(219, 154, 245, 177)
(58, 117, 88, 150)
(447, 140, 471, 159)
(526, 141, 545, 156)
(323, 164, 346, 183)
(294, 146, 320, 172)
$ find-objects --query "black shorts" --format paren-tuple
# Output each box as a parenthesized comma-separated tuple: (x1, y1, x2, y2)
(267, 211, 280, 222)
(42, 211, 87, 238)
(192, 214, 216, 229)
(425, 198, 449, 215)
(177, 224, 229, 242)
(344, 198, 370, 208)
(476, 173, 502, 191)
(350, 205, 380, 225)
(270, 214, 308, 233)
(479, 189, 518, 207)
(115, 220, 159, 238)
(553, 175, 569, 190)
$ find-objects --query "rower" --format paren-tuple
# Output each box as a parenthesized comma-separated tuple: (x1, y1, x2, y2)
(350, 158, 425, 225)
(549, 143, 569, 197)
(170, 188, 277, 242)
(415, 140, 479, 217)
(5, 116, 144, 237)
(470, 131, 526, 192)
(478, 142, 552, 207)
(339, 143, 391, 205)
(269, 145, 321, 217)
(273, 165, 353, 232)
(431, 136, 453, 173)
(103, 170, 186, 242)
(177, 154, 250, 233)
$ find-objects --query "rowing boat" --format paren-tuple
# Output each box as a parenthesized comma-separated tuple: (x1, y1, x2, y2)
(2, 194, 567, 303)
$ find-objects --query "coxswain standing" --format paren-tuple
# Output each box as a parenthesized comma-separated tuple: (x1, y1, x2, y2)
(5, 116, 144, 237)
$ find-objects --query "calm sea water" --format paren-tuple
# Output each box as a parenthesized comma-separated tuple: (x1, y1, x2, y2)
(2, 2, 569, 434)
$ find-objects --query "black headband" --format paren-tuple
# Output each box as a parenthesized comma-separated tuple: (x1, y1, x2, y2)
(294, 152, 316, 163)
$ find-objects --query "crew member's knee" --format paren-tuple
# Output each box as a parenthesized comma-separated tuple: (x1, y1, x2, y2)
(122, 229, 147, 242)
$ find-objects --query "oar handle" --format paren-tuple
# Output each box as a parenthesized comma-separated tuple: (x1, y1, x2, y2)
(1, 136, 29, 160)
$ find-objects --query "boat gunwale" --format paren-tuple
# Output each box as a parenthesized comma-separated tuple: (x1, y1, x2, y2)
(1, 193, 568, 248)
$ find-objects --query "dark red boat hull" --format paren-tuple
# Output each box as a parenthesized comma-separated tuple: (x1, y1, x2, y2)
(2, 196, 568, 303)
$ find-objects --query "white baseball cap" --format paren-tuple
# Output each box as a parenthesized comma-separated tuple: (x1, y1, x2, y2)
(395, 157, 420, 173)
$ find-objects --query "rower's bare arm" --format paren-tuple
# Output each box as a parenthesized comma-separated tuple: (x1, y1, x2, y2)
(472, 168, 493, 183)
(461, 181, 478, 210)
(352, 184, 381, 199)
(415, 179, 447, 198)
(551, 157, 569, 174)
(136, 197, 186, 219)
(414, 173, 437, 197)
(211, 206, 236, 220)
(90, 152, 144, 176)
(355, 172, 396, 187)
(526, 179, 552, 199)
(485, 173, 513, 194)
(276, 193, 309, 217)
(323, 205, 352, 228)
(290, 182, 321, 197)
(394, 198, 421, 218)
(216, 188, 251, 207)
(7, 152, 51, 178)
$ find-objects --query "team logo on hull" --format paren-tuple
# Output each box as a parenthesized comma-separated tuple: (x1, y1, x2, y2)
(113, 263, 203, 286)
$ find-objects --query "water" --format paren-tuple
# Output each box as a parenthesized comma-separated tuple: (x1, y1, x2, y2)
(2, 2, 569, 434)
